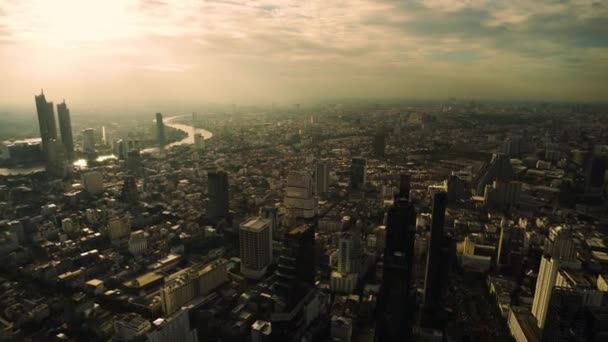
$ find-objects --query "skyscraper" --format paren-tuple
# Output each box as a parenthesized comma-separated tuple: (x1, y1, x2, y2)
(57, 100, 74, 160)
(338, 231, 361, 274)
(314, 160, 329, 195)
(284, 171, 316, 219)
(350, 157, 366, 189)
(207, 170, 229, 220)
(585, 156, 606, 196)
(373, 132, 386, 157)
(156, 112, 166, 147)
(398, 174, 411, 199)
(531, 226, 579, 330)
(82, 128, 95, 154)
(274, 224, 315, 308)
(421, 191, 448, 329)
(34, 90, 58, 157)
(375, 177, 417, 341)
(239, 217, 272, 279)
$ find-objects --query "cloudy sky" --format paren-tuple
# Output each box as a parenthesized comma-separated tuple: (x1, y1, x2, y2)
(1, 0, 607, 109)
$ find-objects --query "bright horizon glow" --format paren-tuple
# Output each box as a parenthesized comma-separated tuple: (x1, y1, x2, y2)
(1, 0, 607, 111)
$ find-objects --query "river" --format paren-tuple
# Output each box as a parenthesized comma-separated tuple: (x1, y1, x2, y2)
(0, 115, 211, 175)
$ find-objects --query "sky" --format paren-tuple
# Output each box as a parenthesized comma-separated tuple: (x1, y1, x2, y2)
(0, 0, 607, 110)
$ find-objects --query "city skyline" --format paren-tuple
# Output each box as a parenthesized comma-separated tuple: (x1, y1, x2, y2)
(1, 0, 607, 109)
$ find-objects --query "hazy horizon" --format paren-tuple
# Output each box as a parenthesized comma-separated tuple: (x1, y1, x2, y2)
(1, 0, 607, 110)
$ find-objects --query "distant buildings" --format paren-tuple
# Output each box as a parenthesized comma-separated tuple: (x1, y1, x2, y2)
(239, 217, 272, 279)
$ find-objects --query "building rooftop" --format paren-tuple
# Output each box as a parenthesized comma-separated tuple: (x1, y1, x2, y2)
(241, 217, 270, 232)
(123, 272, 163, 289)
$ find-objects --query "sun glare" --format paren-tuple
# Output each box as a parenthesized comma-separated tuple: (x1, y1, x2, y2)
(18, 0, 140, 46)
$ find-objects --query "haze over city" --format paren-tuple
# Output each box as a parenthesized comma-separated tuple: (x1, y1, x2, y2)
(1, 0, 607, 111)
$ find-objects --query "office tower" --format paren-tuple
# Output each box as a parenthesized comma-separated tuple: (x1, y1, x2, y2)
(160, 260, 228, 314)
(260, 206, 279, 239)
(374, 197, 417, 342)
(332, 230, 362, 294)
(585, 156, 606, 195)
(373, 132, 386, 157)
(421, 191, 448, 329)
(128, 230, 148, 256)
(81, 171, 104, 195)
(500, 137, 523, 157)
(445, 174, 466, 203)
(121, 175, 139, 204)
(108, 216, 130, 241)
(338, 231, 361, 274)
(114, 313, 152, 341)
(114, 139, 127, 160)
(56, 100, 74, 160)
(350, 157, 367, 189)
(284, 171, 316, 219)
(101, 126, 107, 145)
(532, 226, 579, 330)
(82, 128, 95, 154)
(146, 309, 198, 342)
(275, 225, 315, 308)
(483, 180, 522, 207)
(398, 174, 411, 199)
(542, 269, 605, 341)
(194, 133, 204, 150)
(45, 138, 67, 177)
(207, 170, 229, 220)
(156, 112, 166, 147)
(34, 90, 58, 156)
(314, 160, 330, 195)
(239, 217, 272, 279)
(473, 153, 515, 195)
(126, 149, 142, 174)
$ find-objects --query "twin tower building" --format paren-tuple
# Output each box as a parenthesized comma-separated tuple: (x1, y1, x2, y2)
(35, 90, 74, 176)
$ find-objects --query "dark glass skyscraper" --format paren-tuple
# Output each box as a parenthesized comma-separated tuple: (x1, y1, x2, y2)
(398, 174, 411, 199)
(156, 112, 166, 147)
(57, 100, 74, 160)
(421, 191, 448, 329)
(349, 157, 366, 189)
(373, 132, 386, 157)
(275, 225, 315, 308)
(207, 170, 229, 220)
(375, 177, 417, 342)
(34, 90, 58, 157)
